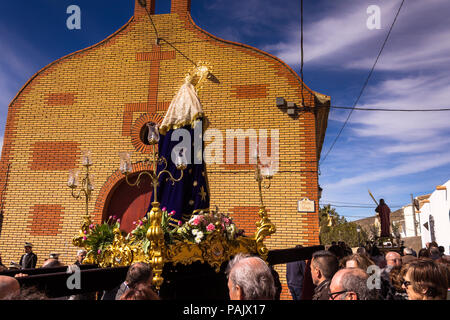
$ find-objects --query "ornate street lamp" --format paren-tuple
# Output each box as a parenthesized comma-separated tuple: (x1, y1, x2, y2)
(68, 151, 95, 223)
(251, 145, 276, 260)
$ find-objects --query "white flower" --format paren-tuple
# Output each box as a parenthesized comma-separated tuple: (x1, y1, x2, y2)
(194, 231, 204, 243)
(192, 229, 198, 236)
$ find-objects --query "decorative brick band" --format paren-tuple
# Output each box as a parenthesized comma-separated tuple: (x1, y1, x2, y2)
(28, 204, 64, 236)
(136, 51, 176, 61)
(221, 136, 273, 170)
(30, 141, 80, 171)
(231, 84, 268, 99)
(131, 113, 164, 153)
(45, 93, 76, 106)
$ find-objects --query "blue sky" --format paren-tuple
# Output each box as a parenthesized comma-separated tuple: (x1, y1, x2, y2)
(1, 0, 449, 221)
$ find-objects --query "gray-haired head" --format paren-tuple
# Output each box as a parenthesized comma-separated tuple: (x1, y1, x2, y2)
(77, 249, 87, 256)
(336, 268, 371, 300)
(403, 247, 413, 256)
(226, 253, 276, 300)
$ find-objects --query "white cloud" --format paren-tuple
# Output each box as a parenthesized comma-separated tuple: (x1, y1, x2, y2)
(329, 152, 450, 189)
(263, 0, 450, 74)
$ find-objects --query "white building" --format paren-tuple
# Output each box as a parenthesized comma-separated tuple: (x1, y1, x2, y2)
(399, 194, 430, 239)
(418, 180, 450, 255)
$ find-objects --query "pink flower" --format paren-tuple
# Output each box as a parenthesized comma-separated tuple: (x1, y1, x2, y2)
(83, 236, 87, 241)
(162, 207, 167, 212)
(117, 219, 121, 223)
(138, 220, 143, 226)
(132, 221, 136, 225)
(170, 210, 176, 216)
(89, 224, 94, 229)
(223, 218, 230, 224)
(97, 249, 101, 254)
(206, 223, 215, 232)
(178, 221, 182, 226)
(112, 215, 117, 220)
(83, 230, 87, 234)
(192, 218, 200, 226)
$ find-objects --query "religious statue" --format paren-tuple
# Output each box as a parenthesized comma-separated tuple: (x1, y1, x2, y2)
(375, 199, 391, 238)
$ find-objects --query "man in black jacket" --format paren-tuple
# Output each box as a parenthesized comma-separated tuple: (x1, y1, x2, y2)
(311, 250, 339, 300)
(19, 243, 37, 269)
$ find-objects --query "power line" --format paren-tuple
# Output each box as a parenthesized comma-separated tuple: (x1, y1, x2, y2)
(317, 105, 450, 112)
(319, 0, 406, 165)
(321, 200, 403, 206)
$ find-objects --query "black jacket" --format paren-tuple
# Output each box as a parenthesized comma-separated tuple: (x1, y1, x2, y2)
(19, 252, 38, 269)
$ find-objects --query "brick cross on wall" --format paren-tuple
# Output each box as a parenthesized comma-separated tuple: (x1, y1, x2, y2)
(122, 45, 176, 136)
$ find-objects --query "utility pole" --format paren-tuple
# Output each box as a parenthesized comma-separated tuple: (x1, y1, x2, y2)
(411, 194, 418, 237)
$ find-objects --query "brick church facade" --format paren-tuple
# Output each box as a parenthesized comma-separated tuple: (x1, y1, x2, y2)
(0, 0, 329, 299)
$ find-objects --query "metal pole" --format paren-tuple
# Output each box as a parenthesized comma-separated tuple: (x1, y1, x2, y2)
(411, 194, 418, 237)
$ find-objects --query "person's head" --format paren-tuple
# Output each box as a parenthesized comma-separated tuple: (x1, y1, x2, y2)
(311, 250, 339, 286)
(429, 247, 441, 261)
(119, 283, 159, 300)
(4, 286, 48, 300)
(328, 244, 345, 260)
(379, 199, 385, 205)
(329, 268, 371, 300)
(331, 241, 337, 246)
(369, 245, 381, 257)
(389, 266, 407, 294)
(76, 250, 87, 264)
(386, 252, 402, 267)
(356, 247, 367, 256)
(403, 247, 413, 256)
(226, 254, 275, 300)
(402, 260, 449, 300)
(125, 262, 153, 288)
(48, 253, 59, 260)
(24, 243, 32, 254)
(0, 276, 20, 299)
(429, 241, 438, 249)
(41, 259, 63, 268)
(438, 246, 445, 256)
(341, 253, 375, 271)
(418, 248, 430, 259)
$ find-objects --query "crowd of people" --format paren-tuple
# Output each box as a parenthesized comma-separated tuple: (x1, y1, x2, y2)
(286, 240, 449, 300)
(0, 240, 449, 300)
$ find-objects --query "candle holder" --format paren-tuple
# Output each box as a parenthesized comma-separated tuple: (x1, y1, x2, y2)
(119, 122, 187, 289)
(252, 146, 276, 260)
(69, 151, 95, 247)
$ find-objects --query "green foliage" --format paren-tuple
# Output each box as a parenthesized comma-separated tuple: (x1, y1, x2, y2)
(319, 204, 369, 247)
(85, 217, 119, 257)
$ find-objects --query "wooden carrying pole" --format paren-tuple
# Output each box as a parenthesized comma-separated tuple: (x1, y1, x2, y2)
(368, 189, 379, 206)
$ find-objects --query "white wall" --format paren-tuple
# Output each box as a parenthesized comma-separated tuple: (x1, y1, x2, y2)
(419, 180, 450, 255)
(402, 204, 420, 238)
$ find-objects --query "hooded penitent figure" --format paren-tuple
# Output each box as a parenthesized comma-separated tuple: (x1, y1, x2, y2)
(375, 199, 391, 238)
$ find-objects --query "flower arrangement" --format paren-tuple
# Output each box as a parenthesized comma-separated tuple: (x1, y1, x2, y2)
(84, 216, 121, 259)
(173, 210, 244, 244)
(128, 207, 177, 251)
(81, 208, 244, 261)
